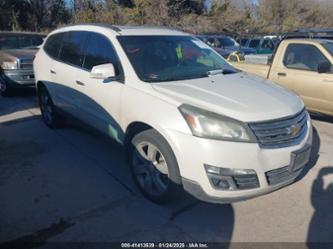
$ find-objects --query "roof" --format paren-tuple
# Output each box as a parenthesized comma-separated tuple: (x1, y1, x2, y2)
(282, 29, 333, 40)
(116, 25, 187, 36)
(282, 38, 333, 44)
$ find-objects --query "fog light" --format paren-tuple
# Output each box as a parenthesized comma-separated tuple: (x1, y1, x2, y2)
(204, 164, 259, 190)
(211, 177, 230, 189)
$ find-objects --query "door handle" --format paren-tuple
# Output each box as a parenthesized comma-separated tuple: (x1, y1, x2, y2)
(277, 72, 287, 77)
(76, 80, 85, 86)
(50, 70, 56, 75)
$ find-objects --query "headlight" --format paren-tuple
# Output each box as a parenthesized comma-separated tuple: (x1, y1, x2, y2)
(178, 104, 256, 142)
(1, 61, 18, 70)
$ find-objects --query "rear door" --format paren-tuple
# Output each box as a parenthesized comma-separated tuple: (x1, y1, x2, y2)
(42, 32, 65, 105)
(270, 43, 333, 115)
(54, 31, 89, 116)
(74, 32, 125, 142)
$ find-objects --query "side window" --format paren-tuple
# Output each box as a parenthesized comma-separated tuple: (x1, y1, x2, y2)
(262, 39, 274, 50)
(249, 39, 260, 48)
(240, 39, 248, 46)
(83, 33, 122, 75)
(283, 44, 331, 72)
(59, 31, 88, 67)
(44, 33, 65, 59)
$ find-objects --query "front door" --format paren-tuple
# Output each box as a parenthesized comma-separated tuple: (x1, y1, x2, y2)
(74, 32, 125, 143)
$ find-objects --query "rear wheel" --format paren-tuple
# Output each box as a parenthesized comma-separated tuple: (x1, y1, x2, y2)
(38, 85, 62, 128)
(130, 129, 183, 203)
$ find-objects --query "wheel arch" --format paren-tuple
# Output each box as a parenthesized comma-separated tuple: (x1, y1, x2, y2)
(36, 81, 45, 91)
(124, 121, 154, 149)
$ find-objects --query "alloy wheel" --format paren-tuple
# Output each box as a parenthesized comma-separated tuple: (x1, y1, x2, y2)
(132, 141, 170, 197)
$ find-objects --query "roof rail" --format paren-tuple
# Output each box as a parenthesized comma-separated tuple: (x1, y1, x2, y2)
(282, 29, 333, 40)
(62, 23, 122, 32)
(117, 25, 183, 33)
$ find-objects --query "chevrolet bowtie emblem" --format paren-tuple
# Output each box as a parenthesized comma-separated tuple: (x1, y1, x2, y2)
(288, 124, 301, 136)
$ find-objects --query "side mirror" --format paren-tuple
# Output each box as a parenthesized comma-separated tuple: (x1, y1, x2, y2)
(90, 63, 116, 79)
(318, 61, 332, 74)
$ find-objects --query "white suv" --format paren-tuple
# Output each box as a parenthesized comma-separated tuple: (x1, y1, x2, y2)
(34, 24, 313, 204)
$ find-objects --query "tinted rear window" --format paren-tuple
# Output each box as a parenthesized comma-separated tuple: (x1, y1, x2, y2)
(59, 31, 88, 67)
(44, 33, 65, 58)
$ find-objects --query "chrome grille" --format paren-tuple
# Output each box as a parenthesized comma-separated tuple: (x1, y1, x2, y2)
(19, 58, 33, 70)
(266, 166, 302, 185)
(249, 109, 308, 149)
(233, 174, 260, 190)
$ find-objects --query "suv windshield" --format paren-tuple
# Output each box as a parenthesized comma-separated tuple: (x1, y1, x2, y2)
(0, 34, 44, 50)
(323, 42, 333, 56)
(117, 36, 237, 83)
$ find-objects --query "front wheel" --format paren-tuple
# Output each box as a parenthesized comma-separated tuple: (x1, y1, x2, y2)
(0, 79, 12, 97)
(130, 129, 183, 203)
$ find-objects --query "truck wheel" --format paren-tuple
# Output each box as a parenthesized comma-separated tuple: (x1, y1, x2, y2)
(38, 85, 63, 128)
(0, 79, 12, 97)
(130, 129, 183, 203)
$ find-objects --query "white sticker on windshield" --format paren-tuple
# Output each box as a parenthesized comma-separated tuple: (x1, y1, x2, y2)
(192, 39, 212, 50)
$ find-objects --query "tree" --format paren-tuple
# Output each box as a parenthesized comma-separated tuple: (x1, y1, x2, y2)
(117, 0, 134, 8)
(168, 0, 205, 20)
(123, 0, 169, 25)
(0, 0, 31, 30)
(208, 0, 254, 34)
(254, 0, 328, 33)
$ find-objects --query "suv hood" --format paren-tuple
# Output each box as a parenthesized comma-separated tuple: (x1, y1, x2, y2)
(152, 73, 304, 122)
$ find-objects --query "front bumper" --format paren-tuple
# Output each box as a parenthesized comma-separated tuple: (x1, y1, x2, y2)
(2, 69, 35, 88)
(162, 119, 313, 204)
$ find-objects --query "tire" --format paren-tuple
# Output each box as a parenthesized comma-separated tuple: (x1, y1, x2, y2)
(130, 129, 183, 203)
(0, 79, 13, 97)
(38, 85, 63, 128)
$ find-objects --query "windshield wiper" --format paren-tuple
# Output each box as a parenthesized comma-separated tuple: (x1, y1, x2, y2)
(207, 68, 239, 76)
(157, 73, 208, 82)
(207, 69, 224, 76)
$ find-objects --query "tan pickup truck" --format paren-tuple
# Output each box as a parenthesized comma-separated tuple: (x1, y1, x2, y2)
(233, 39, 333, 116)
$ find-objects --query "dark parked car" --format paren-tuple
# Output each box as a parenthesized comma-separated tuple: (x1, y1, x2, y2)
(0, 32, 45, 96)
(240, 36, 278, 54)
(197, 35, 256, 60)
